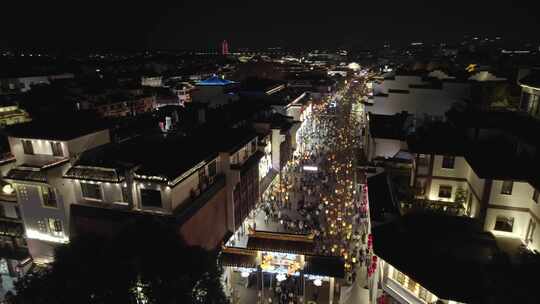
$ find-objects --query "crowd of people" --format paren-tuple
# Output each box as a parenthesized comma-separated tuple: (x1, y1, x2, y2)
(266, 276, 302, 304)
(253, 83, 374, 304)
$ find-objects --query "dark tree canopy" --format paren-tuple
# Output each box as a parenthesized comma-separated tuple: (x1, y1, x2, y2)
(14, 219, 229, 304)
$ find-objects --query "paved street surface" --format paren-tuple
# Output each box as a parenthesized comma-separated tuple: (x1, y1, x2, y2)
(229, 78, 374, 304)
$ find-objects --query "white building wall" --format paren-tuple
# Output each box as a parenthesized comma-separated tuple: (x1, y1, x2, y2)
(170, 173, 200, 211)
(8, 137, 69, 165)
(66, 129, 110, 156)
(529, 193, 540, 225)
(15, 172, 71, 262)
(421, 156, 480, 217)
(432, 156, 469, 179)
(485, 208, 530, 239)
(371, 138, 406, 159)
(484, 181, 539, 242)
(489, 180, 533, 210)
(8, 129, 110, 165)
(428, 179, 468, 202)
(69, 180, 124, 205)
(467, 167, 485, 201)
(271, 129, 282, 170)
(221, 152, 237, 231)
(169, 155, 222, 211)
(372, 76, 470, 120)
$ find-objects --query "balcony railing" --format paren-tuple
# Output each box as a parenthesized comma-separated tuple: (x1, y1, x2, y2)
(401, 199, 466, 216)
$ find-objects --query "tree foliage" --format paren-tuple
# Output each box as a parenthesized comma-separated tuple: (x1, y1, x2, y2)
(14, 219, 229, 304)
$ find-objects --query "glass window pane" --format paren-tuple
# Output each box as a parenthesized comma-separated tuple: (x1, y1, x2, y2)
(81, 183, 102, 200)
(140, 189, 162, 208)
(438, 185, 452, 198)
(442, 156, 455, 169)
(501, 181, 513, 195)
(494, 216, 514, 232)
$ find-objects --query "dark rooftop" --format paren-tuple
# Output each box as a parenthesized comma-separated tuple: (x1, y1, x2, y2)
(447, 108, 540, 147)
(6, 116, 108, 141)
(240, 77, 284, 93)
(407, 121, 469, 156)
(408, 120, 540, 180)
(373, 213, 502, 303)
(304, 255, 345, 278)
(369, 112, 411, 140)
(518, 71, 540, 89)
(73, 123, 258, 183)
(368, 172, 400, 222)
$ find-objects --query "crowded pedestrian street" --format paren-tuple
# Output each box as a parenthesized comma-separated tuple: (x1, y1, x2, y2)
(225, 78, 375, 304)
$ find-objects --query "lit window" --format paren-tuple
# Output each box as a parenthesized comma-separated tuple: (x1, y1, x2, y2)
(47, 218, 63, 237)
(494, 216, 514, 232)
(81, 183, 102, 201)
(438, 185, 452, 198)
(442, 156, 455, 169)
(37, 220, 48, 233)
(17, 186, 29, 201)
(42, 186, 58, 208)
(501, 181, 513, 195)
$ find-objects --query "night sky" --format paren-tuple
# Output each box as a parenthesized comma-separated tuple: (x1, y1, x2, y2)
(2, 0, 539, 50)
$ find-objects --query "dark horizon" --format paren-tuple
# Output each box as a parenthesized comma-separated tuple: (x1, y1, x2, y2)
(2, 1, 540, 51)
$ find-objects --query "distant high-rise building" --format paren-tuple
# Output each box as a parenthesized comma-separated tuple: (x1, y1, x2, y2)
(222, 40, 229, 55)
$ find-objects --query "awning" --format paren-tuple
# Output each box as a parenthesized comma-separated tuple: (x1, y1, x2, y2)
(246, 232, 314, 255)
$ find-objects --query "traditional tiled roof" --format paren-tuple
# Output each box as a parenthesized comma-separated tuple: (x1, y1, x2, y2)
(5, 168, 47, 183)
(196, 76, 236, 86)
(246, 232, 314, 255)
(64, 165, 124, 183)
(373, 213, 499, 303)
